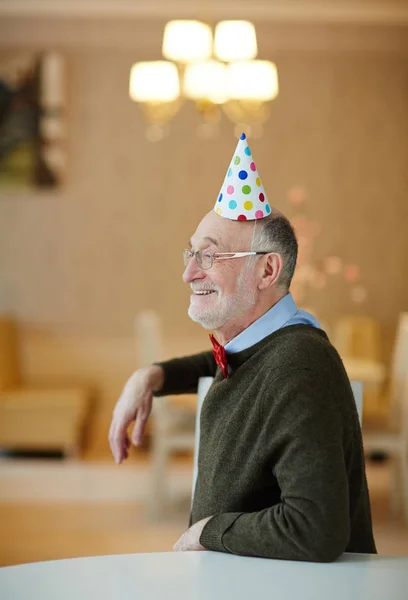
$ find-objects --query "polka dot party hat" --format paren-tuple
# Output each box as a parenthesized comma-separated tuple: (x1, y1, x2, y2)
(213, 133, 272, 221)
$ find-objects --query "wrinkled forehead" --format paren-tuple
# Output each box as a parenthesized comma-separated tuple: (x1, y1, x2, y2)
(190, 212, 254, 250)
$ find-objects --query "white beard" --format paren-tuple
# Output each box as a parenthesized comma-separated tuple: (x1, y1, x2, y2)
(188, 266, 256, 330)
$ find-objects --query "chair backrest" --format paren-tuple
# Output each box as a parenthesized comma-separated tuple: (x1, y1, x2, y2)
(388, 313, 408, 427)
(134, 310, 163, 367)
(350, 380, 363, 425)
(191, 376, 363, 499)
(333, 315, 381, 361)
(134, 310, 170, 418)
(399, 373, 408, 440)
(0, 315, 21, 391)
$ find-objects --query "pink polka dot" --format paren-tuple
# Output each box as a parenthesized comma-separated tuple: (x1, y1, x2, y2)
(255, 210, 264, 219)
(227, 185, 234, 194)
(259, 193, 265, 202)
(237, 214, 247, 221)
(250, 162, 256, 171)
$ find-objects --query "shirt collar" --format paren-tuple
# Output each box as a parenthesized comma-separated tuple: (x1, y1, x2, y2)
(224, 293, 299, 354)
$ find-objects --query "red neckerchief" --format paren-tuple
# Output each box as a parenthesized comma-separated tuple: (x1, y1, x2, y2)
(209, 334, 228, 378)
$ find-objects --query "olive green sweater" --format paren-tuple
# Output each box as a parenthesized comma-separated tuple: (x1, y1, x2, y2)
(156, 325, 376, 562)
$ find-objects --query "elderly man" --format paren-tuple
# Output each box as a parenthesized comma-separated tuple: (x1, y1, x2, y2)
(109, 134, 376, 562)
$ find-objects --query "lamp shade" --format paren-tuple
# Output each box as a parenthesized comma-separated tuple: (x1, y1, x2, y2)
(129, 61, 180, 103)
(226, 60, 278, 101)
(162, 20, 212, 63)
(183, 60, 227, 104)
(214, 21, 257, 61)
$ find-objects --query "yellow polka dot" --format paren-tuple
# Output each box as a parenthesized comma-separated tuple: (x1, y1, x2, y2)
(244, 201, 253, 211)
(256, 177, 261, 187)
(216, 207, 222, 216)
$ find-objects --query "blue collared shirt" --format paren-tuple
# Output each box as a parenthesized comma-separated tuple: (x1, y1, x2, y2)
(225, 293, 321, 353)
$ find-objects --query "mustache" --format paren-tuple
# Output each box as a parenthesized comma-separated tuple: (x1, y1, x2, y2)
(190, 281, 219, 293)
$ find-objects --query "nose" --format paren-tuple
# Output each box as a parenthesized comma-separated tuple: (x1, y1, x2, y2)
(182, 255, 205, 284)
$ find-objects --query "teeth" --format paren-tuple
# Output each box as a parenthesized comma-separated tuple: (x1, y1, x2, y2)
(194, 291, 214, 295)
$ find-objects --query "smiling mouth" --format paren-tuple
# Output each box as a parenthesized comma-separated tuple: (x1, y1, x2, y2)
(192, 290, 216, 296)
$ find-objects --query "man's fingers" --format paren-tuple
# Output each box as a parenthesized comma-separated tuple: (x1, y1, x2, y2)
(131, 412, 148, 446)
(108, 372, 154, 463)
(173, 536, 183, 552)
(109, 420, 129, 464)
(108, 420, 121, 462)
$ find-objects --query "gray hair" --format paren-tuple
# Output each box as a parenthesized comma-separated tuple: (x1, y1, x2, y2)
(250, 214, 298, 291)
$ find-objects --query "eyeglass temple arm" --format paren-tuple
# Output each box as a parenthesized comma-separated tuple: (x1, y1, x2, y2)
(214, 252, 269, 261)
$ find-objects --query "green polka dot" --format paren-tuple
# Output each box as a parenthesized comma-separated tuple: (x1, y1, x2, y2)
(244, 201, 253, 210)
(242, 185, 251, 195)
(234, 156, 241, 165)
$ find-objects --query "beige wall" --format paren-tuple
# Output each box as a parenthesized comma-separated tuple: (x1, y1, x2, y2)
(1, 17, 408, 452)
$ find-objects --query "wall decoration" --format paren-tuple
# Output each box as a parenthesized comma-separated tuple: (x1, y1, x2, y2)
(0, 51, 66, 189)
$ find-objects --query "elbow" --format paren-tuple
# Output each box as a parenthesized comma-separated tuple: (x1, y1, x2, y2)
(308, 546, 343, 563)
(306, 532, 348, 563)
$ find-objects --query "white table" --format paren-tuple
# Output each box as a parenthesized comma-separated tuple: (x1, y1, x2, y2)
(1, 552, 408, 600)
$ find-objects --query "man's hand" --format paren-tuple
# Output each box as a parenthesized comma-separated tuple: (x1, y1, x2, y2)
(108, 366, 164, 464)
(173, 517, 212, 552)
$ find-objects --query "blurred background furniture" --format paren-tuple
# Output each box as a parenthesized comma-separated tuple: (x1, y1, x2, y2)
(363, 313, 408, 521)
(334, 315, 382, 361)
(135, 311, 196, 518)
(0, 316, 90, 459)
(333, 314, 386, 421)
(350, 380, 363, 425)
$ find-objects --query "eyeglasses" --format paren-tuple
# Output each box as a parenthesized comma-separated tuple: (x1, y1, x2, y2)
(183, 249, 271, 270)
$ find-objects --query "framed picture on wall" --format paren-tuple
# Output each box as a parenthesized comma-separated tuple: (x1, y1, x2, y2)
(0, 51, 66, 189)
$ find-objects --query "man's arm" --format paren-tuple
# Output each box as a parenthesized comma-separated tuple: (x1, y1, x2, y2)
(109, 351, 215, 463)
(198, 370, 350, 562)
(154, 351, 216, 396)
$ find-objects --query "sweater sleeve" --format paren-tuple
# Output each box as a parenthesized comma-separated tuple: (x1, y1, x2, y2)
(154, 351, 216, 395)
(199, 369, 350, 562)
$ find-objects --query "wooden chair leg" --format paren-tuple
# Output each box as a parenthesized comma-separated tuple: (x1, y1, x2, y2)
(401, 448, 408, 524)
(149, 436, 168, 519)
(64, 445, 80, 460)
(390, 454, 402, 513)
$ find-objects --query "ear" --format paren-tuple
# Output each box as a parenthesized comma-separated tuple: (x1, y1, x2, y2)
(257, 253, 283, 290)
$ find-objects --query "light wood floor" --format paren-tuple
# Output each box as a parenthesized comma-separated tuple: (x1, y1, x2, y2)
(1, 455, 408, 567)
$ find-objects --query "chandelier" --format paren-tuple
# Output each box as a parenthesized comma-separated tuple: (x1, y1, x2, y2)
(129, 20, 278, 141)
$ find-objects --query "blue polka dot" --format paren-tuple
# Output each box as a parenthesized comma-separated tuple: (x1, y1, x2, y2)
(244, 146, 251, 156)
(240, 132, 246, 140)
(229, 200, 237, 210)
(266, 204, 271, 214)
(238, 170, 248, 180)
(218, 193, 223, 202)
(227, 168, 232, 177)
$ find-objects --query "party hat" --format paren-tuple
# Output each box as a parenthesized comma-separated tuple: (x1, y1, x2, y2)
(213, 133, 272, 221)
